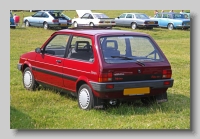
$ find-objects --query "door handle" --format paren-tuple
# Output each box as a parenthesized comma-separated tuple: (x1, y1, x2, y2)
(56, 60, 62, 63)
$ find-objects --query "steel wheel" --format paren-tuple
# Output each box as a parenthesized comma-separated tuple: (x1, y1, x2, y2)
(23, 67, 38, 90)
(43, 22, 48, 29)
(25, 20, 29, 27)
(131, 23, 137, 29)
(78, 84, 94, 110)
(168, 23, 174, 30)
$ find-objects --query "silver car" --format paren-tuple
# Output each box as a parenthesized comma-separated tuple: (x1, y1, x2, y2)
(23, 10, 72, 29)
(115, 13, 159, 29)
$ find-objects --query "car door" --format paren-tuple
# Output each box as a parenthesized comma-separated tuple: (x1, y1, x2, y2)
(29, 12, 43, 27)
(115, 13, 126, 26)
(34, 34, 70, 88)
(159, 13, 169, 27)
(62, 35, 97, 92)
(124, 14, 133, 26)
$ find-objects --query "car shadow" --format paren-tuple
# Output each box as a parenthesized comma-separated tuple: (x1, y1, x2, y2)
(10, 106, 36, 129)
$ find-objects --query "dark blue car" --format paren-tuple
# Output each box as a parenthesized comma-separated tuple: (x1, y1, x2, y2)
(10, 11, 16, 29)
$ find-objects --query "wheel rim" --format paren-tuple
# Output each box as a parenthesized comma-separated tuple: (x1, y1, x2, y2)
(74, 22, 77, 27)
(44, 23, 48, 29)
(25, 21, 29, 27)
(24, 71, 33, 88)
(132, 23, 136, 29)
(168, 24, 173, 30)
(90, 23, 94, 26)
(79, 88, 90, 109)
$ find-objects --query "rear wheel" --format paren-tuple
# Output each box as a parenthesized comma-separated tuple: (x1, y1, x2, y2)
(89, 22, 94, 26)
(23, 67, 38, 91)
(73, 21, 78, 27)
(43, 22, 49, 29)
(167, 23, 174, 30)
(131, 23, 137, 29)
(78, 84, 94, 110)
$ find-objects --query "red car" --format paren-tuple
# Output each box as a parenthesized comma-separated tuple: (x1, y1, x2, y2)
(17, 27, 174, 110)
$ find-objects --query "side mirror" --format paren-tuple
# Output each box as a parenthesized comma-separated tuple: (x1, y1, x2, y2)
(35, 47, 42, 53)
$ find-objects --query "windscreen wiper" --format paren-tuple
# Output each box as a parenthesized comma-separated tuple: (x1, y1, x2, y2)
(111, 56, 133, 60)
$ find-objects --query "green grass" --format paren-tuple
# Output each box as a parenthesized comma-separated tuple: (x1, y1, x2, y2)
(10, 10, 190, 129)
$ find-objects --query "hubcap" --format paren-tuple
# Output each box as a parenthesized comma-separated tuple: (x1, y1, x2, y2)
(79, 88, 90, 109)
(24, 71, 32, 88)
(44, 23, 48, 29)
(132, 24, 136, 29)
(26, 21, 29, 27)
(90, 23, 94, 26)
(168, 24, 173, 30)
(74, 22, 77, 27)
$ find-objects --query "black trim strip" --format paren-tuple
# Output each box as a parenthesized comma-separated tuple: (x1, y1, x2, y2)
(32, 66, 77, 81)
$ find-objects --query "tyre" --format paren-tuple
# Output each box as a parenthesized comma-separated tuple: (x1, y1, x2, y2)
(25, 20, 29, 27)
(167, 23, 174, 30)
(73, 22, 78, 27)
(131, 23, 137, 29)
(89, 22, 94, 26)
(43, 22, 49, 29)
(23, 67, 38, 91)
(78, 84, 94, 110)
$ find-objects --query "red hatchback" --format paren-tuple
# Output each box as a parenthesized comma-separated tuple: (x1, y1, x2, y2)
(17, 27, 174, 110)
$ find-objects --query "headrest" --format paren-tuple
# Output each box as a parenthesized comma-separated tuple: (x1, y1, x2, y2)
(104, 40, 118, 50)
(75, 41, 90, 52)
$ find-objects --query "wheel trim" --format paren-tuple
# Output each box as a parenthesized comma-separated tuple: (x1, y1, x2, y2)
(25, 21, 29, 27)
(24, 71, 33, 88)
(44, 23, 48, 29)
(90, 23, 94, 26)
(168, 24, 173, 30)
(79, 88, 90, 109)
(132, 24, 136, 29)
(74, 22, 77, 27)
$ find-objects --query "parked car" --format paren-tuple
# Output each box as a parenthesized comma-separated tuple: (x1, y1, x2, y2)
(23, 10, 72, 29)
(17, 27, 174, 110)
(182, 12, 190, 19)
(151, 12, 190, 30)
(10, 11, 16, 29)
(72, 10, 115, 28)
(115, 13, 159, 29)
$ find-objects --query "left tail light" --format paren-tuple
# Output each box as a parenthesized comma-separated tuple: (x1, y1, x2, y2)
(99, 72, 113, 82)
(52, 19, 59, 23)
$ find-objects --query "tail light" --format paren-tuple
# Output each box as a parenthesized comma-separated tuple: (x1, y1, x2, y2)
(144, 21, 148, 24)
(162, 69, 172, 79)
(52, 19, 59, 23)
(99, 21, 104, 23)
(111, 21, 115, 23)
(99, 72, 113, 82)
(68, 20, 71, 23)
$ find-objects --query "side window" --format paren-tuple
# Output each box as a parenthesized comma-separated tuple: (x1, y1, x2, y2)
(163, 14, 167, 18)
(81, 13, 90, 19)
(156, 14, 161, 18)
(126, 14, 132, 18)
(119, 14, 126, 18)
(42, 13, 49, 18)
(44, 35, 70, 57)
(33, 12, 43, 17)
(68, 36, 94, 62)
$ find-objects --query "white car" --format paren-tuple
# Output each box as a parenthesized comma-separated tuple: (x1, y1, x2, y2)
(72, 10, 115, 28)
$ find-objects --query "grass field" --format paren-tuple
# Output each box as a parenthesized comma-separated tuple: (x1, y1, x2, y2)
(10, 10, 190, 129)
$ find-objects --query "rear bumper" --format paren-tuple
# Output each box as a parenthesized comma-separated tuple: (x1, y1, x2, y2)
(90, 79, 174, 92)
(138, 24, 159, 28)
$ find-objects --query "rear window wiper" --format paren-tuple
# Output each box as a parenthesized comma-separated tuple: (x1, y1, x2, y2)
(136, 60, 145, 67)
(111, 56, 133, 60)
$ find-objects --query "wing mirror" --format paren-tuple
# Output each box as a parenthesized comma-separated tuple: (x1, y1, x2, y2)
(35, 47, 42, 53)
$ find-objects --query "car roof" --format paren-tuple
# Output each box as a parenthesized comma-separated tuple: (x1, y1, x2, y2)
(122, 13, 146, 15)
(57, 29, 148, 36)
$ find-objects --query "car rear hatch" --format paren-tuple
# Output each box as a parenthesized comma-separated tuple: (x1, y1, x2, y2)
(49, 10, 68, 26)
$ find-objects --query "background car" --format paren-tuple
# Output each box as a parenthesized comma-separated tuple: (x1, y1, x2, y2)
(182, 12, 190, 19)
(115, 13, 159, 29)
(72, 10, 115, 28)
(10, 11, 16, 29)
(23, 10, 72, 29)
(151, 12, 190, 30)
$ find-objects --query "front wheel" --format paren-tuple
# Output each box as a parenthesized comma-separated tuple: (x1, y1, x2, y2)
(89, 22, 94, 26)
(23, 67, 38, 91)
(78, 84, 94, 110)
(167, 23, 174, 30)
(73, 21, 78, 27)
(25, 20, 30, 27)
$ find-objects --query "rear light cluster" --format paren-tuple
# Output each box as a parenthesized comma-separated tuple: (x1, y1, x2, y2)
(99, 72, 113, 82)
(68, 20, 71, 23)
(52, 19, 59, 23)
(111, 21, 115, 23)
(162, 69, 172, 79)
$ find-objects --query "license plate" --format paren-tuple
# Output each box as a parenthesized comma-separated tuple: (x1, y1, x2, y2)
(123, 87, 150, 95)
(149, 22, 154, 24)
(105, 21, 110, 23)
(60, 24, 67, 26)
